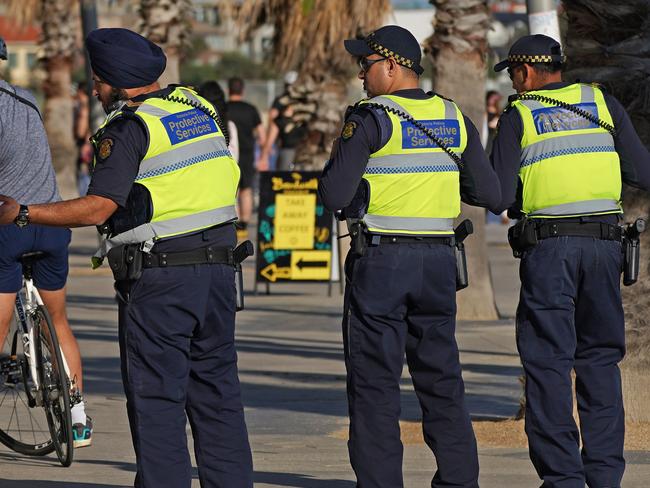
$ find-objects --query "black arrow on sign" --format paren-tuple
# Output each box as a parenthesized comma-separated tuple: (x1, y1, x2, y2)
(296, 258, 328, 269)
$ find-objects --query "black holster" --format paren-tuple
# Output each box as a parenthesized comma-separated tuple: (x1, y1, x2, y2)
(623, 218, 646, 286)
(507, 218, 538, 258)
(348, 221, 367, 256)
(454, 219, 473, 291)
(233, 241, 254, 311)
(107, 244, 143, 282)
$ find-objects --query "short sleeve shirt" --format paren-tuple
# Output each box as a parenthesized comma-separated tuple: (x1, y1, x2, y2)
(87, 86, 235, 251)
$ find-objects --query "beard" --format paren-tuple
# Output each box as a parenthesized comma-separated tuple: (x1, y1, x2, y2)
(103, 87, 129, 114)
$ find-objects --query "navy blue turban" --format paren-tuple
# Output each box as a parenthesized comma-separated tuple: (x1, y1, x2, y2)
(85, 28, 166, 88)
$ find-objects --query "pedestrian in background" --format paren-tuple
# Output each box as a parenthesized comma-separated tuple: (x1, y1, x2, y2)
(319, 25, 501, 488)
(258, 71, 307, 170)
(227, 77, 265, 239)
(491, 34, 650, 488)
(199, 80, 239, 163)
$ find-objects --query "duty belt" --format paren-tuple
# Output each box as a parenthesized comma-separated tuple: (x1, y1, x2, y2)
(143, 245, 234, 268)
(367, 234, 455, 246)
(535, 221, 622, 241)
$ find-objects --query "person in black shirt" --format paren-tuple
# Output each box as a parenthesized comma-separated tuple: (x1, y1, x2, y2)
(227, 77, 265, 236)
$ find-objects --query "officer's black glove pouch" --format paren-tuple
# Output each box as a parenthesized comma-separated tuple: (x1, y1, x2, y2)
(107, 244, 143, 282)
(507, 218, 538, 258)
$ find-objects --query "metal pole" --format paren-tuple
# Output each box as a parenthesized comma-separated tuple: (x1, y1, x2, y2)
(526, 0, 561, 43)
(79, 0, 101, 131)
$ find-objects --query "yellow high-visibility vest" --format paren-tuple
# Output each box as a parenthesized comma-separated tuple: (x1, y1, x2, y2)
(358, 94, 467, 235)
(512, 83, 622, 218)
(91, 86, 239, 265)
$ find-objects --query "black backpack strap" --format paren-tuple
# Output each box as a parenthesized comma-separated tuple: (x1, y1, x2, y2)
(0, 86, 42, 120)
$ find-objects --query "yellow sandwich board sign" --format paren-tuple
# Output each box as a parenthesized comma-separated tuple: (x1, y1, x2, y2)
(256, 171, 333, 284)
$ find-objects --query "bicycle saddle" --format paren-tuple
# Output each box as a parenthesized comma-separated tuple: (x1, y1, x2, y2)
(19, 251, 46, 265)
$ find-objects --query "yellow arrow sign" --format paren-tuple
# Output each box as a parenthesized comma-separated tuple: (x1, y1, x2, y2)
(260, 263, 292, 282)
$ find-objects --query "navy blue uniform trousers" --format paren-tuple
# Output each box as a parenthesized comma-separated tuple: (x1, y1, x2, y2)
(117, 263, 253, 488)
(343, 242, 479, 488)
(517, 236, 625, 488)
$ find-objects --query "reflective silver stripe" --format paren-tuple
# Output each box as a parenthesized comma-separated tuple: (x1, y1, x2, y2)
(369, 96, 458, 122)
(363, 214, 454, 232)
(136, 104, 172, 117)
(530, 199, 621, 217)
(442, 99, 456, 119)
(138, 137, 230, 177)
(520, 132, 615, 168)
(366, 153, 459, 171)
(93, 205, 237, 259)
(581, 84, 595, 103)
(178, 88, 202, 105)
(520, 98, 544, 110)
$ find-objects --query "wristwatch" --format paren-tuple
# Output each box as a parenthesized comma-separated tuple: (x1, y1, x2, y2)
(14, 204, 30, 228)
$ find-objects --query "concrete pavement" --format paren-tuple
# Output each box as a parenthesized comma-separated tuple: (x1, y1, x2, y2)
(0, 225, 647, 487)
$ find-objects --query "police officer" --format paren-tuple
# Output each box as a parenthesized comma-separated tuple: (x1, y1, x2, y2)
(319, 25, 502, 488)
(0, 28, 253, 488)
(491, 34, 650, 488)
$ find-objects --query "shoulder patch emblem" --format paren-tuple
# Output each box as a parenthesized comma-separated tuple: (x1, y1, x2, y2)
(98, 138, 114, 160)
(341, 121, 357, 140)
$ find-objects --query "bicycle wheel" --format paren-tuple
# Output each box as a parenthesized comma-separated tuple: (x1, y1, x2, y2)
(0, 322, 55, 455)
(34, 305, 73, 467)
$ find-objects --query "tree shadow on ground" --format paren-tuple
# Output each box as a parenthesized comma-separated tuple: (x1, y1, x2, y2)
(0, 481, 125, 488)
(254, 471, 355, 487)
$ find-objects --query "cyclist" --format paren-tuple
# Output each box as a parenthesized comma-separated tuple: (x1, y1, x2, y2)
(0, 36, 92, 448)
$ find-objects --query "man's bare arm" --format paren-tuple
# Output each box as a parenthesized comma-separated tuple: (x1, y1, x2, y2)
(0, 194, 117, 227)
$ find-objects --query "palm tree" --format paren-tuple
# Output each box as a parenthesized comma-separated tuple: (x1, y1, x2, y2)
(423, 0, 498, 321)
(137, 0, 193, 86)
(8, 0, 78, 199)
(562, 0, 650, 422)
(227, 0, 392, 169)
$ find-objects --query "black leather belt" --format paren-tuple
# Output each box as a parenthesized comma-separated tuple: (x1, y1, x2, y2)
(535, 221, 622, 241)
(368, 235, 454, 245)
(143, 246, 233, 268)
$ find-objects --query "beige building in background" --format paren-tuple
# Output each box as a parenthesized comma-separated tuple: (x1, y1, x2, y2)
(0, 16, 41, 88)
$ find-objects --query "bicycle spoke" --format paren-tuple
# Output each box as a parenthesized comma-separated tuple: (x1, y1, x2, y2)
(0, 388, 9, 409)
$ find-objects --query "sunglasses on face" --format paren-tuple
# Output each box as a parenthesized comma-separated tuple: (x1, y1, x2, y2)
(358, 56, 387, 72)
(507, 64, 523, 80)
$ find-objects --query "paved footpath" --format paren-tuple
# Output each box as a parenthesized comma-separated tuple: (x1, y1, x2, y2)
(1, 225, 648, 487)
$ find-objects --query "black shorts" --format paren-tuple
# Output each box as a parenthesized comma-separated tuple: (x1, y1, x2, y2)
(238, 156, 256, 189)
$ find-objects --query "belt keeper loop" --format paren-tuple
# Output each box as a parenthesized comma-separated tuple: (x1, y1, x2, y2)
(550, 223, 558, 236)
(159, 253, 168, 267)
(206, 246, 214, 263)
(227, 248, 234, 266)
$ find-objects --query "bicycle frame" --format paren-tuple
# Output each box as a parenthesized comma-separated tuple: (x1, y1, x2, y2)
(13, 277, 72, 405)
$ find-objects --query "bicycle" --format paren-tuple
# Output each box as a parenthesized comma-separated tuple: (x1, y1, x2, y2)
(0, 251, 74, 466)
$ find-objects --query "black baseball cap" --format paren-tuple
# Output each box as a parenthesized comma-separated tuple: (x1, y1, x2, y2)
(344, 25, 424, 75)
(494, 34, 565, 72)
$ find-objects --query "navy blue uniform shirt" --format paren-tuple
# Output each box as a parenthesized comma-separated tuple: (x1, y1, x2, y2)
(318, 88, 502, 214)
(87, 86, 235, 251)
(491, 82, 650, 220)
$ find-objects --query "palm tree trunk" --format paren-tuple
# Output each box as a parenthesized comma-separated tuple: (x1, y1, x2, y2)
(137, 0, 191, 87)
(562, 0, 650, 422)
(426, 0, 498, 320)
(43, 55, 77, 199)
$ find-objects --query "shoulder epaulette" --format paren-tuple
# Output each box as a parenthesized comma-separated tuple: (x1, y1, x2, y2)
(432, 92, 455, 103)
(124, 100, 143, 110)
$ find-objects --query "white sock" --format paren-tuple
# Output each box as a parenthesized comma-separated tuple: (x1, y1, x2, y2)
(71, 401, 86, 425)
